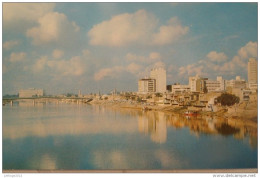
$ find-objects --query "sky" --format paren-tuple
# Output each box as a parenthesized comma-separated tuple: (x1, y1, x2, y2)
(2, 2, 258, 95)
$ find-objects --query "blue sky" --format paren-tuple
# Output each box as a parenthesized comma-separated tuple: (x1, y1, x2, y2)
(2, 3, 258, 95)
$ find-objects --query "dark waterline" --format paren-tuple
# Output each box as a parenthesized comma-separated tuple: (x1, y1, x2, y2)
(2, 101, 257, 170)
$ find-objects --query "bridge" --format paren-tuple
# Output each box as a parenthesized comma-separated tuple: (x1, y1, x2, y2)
(2, 96, 93, 106)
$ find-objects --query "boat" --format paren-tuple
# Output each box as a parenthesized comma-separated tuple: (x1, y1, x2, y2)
(184, 110, 198, 116)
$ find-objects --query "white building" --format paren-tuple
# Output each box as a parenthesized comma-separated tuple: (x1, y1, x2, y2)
(205, 76, 226, 92)
(226, 76, 247, 89)
(205, 80, 220, 92)
(170, 84, 190, 94)
(189, 75, 207, 92)
(19, 88, 44, 98)
(217, 76, 226, 91)
(138, 78, 156, 94)
(150, 68, 166, 93)
(248, 58, 258, 90)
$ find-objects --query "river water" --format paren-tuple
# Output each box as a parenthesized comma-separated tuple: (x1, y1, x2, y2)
(2, 101, 257, 171)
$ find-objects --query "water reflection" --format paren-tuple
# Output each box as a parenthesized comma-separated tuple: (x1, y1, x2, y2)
(3, 102, 257, 170)
(3, 101, 257, 149)
(3, 102, 138, 139)
(123, 109, 257, 148)
(138, 112, 167, 144)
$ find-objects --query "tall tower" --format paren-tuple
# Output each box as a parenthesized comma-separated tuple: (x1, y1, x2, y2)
(248, 58, 258, 90)
(150, 68, 166, 93)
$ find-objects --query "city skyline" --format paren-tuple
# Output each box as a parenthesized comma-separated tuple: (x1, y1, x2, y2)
(3, 3, 258, 95)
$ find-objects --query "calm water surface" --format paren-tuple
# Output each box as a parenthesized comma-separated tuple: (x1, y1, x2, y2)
(3, 101, 257, 170)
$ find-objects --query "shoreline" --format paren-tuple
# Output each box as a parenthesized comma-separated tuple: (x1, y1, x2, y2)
(3, 97, 257, 124)
(90, 99, 257, 118)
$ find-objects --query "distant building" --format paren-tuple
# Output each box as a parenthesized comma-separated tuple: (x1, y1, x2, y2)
(168, 84, 190, 94)
(138, 78, 156, 94)
(248, 58, 258, 90)
(226, 76, 247, 89)
(217, 76, 226, 91)
(150, 68, 166, 93)
(205, 76, 226, 92)
(78, 90, 82, 97)
(205, 80, 220, 92)
(19, 88, 44, 98)
(189, 75, 207, 92)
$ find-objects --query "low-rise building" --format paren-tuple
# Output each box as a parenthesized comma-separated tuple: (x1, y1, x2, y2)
(226, 76, 247, 89)
(169, 84, 190, 94)
(138, 78, 156, 94)
(19, 88, 44, 98)
(189, 75, 207, 92)
(205, 76, 226, 92)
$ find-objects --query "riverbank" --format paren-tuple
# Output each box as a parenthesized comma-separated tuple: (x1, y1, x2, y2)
(89, 99, 258, 124)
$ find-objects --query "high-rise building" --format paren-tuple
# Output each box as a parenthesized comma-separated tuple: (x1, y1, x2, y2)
(150, 68, 166, 93)
(248, 58, 258, 90)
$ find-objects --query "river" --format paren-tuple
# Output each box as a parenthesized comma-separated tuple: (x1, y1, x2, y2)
(2, 100, 257, 171)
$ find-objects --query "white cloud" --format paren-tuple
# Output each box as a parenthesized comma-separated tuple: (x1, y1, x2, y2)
(238, 41, 257, 59)
(47, 56, 85, 76)
(206, 51, 228, 62)
(94, 51, 165, 81)
(9, 52, 26, 63)
(3, 3, 55, 24)
(3, 40, 20, 50)
(153, 61, 166, 69)
(152, 17, 189, 45)
(52, 49, 64, 59)
(177, 41, 257, 80)
(88, 9, 188, 47)
(26, 12, 80, 45)
(149, 52, 162, 61)
(94, 66, 125, 81)
(126, 63, 142, 74)
(31, 56, 48, 73)
(179, 64, 204, 76)
(30, 56, 86, 76)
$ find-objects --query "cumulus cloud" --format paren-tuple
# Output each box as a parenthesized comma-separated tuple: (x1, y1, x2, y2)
(31, 56, 48, 73)
(88, 9, 188, 47)
(30, 56, 86, 76)
(238, 41, 257, 59)
(179, 64, 204, 76)
(52, 49, 64, 59)
(152, 17, 189, 45)
(206, 51, 228, 62)
(47, 56, 85, 76)
(26, 12, 80, 45)
(3, 40, 20, 50)
(3, 3, 55, 24)
(94, 66, 125, 81)
(177, 41, 257, 80)
(126, 63, 142, 74)
(9, 52, 26, 63)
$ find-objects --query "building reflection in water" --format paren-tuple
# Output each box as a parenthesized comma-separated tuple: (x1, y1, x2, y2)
(138, 111, 167, 144)
(137, 110, 257, 148)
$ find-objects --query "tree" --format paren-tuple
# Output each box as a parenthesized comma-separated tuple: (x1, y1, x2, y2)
(216, 93, 240, 106)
